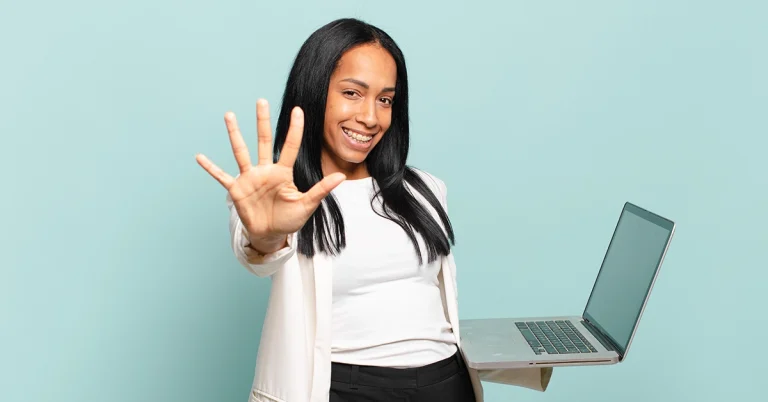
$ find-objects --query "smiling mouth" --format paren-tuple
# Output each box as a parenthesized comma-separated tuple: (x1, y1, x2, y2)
(342, 127, 375, 143)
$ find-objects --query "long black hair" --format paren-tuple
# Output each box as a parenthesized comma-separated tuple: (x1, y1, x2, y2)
(273, 18, 455, 264)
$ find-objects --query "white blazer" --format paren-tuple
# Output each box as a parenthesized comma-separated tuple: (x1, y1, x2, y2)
(227, 171, 552, 402)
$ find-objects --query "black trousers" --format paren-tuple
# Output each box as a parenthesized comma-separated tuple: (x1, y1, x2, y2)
(329, 351, 476, 401)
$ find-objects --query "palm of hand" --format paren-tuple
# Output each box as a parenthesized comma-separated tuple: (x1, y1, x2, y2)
(229, 164, 315, 237)
(196, 99, 346, 240)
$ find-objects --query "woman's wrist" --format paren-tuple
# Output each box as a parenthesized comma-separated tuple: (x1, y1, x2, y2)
(247, 232, 288, 255)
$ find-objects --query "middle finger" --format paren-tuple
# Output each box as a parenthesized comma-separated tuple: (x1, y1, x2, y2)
(256, 99, 274, 165)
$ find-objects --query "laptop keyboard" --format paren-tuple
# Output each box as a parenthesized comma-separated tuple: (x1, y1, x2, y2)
(515, 320, 598, 355)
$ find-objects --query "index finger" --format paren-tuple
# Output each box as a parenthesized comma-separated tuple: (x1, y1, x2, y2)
(277, 107, 304, 168)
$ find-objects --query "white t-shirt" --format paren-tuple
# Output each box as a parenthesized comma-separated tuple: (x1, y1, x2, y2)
(329, 177, 458, 368)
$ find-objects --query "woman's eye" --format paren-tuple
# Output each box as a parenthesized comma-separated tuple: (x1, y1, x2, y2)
(343, 90, 358, 97)
(380, 97, 393, 105)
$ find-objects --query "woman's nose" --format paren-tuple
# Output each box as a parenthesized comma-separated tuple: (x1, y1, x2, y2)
(355, 99, 378, 128)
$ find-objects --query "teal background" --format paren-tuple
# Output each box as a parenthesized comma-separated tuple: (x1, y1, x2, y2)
(1, 0, 765, 401)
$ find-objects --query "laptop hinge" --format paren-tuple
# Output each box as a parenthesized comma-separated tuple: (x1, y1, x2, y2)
(582, 318, 621, 356)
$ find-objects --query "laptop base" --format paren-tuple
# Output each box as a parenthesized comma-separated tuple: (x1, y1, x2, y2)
(459, 317, 620, 370)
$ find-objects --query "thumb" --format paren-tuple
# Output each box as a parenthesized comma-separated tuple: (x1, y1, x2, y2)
(302, 173, 347, 210)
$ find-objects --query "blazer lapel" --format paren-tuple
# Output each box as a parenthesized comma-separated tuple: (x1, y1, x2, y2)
(310, 252, 333, 402)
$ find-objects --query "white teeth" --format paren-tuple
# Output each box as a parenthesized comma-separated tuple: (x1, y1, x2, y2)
(343, 128, 373, 143)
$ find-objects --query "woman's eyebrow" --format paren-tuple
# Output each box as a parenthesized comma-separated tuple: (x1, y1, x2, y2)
(340, 78, 395, 92)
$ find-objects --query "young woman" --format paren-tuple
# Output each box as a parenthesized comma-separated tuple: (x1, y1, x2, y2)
(197, 18, 545, 402)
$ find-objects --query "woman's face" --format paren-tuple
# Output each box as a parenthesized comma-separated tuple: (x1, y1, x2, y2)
(321, 43, 397, 179)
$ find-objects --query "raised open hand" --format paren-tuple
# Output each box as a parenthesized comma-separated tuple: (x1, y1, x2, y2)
(196, 99, 346, 250)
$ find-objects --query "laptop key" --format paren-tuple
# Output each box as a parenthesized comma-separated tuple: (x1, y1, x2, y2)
(520, 329, 537, 342)
(519, 320, 599, 355)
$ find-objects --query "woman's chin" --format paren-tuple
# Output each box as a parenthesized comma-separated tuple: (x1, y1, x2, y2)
(341, 153, 368, 165)
(337, 144, 373, 163)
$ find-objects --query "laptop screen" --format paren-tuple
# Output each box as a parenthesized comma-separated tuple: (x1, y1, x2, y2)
(583, 203, 674, 356)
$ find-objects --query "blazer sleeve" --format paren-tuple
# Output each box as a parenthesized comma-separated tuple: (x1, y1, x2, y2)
(227, 192, 297, 278)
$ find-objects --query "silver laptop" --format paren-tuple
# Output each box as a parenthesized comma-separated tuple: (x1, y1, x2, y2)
(459, 202, 675, 369)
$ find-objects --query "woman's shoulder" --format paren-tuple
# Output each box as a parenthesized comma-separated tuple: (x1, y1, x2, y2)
(408, 166, 448, 198)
